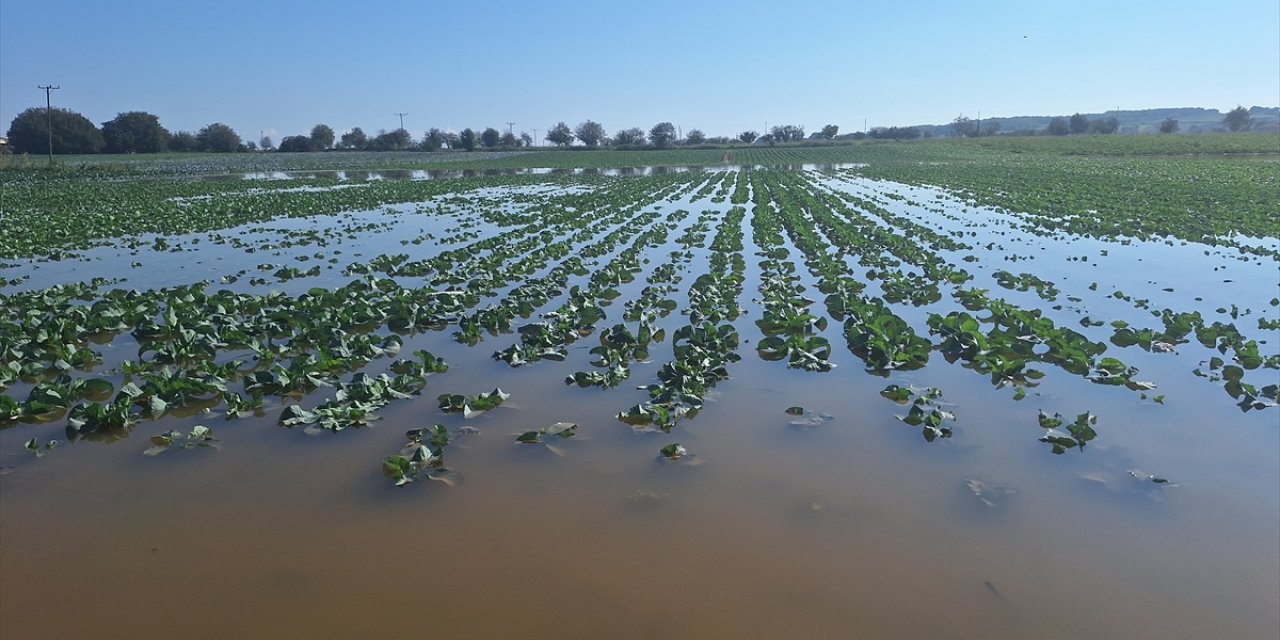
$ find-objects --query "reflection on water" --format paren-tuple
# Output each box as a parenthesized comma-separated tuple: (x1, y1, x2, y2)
(221, 162, 867, 182)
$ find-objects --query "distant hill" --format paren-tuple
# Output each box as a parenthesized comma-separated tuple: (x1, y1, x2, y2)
(911, 106, 1280, 137)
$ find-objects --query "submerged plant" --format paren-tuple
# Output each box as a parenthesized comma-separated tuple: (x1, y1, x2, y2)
(382, 425, 456, 486)
(144, 424, 219, 455)
(1037, 411, 1098, 454)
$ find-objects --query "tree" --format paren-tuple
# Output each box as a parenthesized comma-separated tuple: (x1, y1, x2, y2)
(519, 131, 533, 147)
(737, 130, 758, 144)
(545, 121, 575, 146)
(951, 115, 978, 138)
(421, 128, 446, 151)
(649, 122, 676, 147)
(820, 124, 839, 139)
(770, 124, 805, 142)
(6, 106, 105, 154)
(388, 128, 412, 150)
(683, 129, 706, 145)
(277, 135, 311, 152)
(1068, 113, 1089, 135)
(574, 120, 605, 147)
(1088, 117, 1119, 135)
(480, 127, 501, 148)
(868, 126, 920, 140)
(259, 135, 274, 151)
(197, 122, 242, 152)
(310, 124, 335, 151)
(1159, 118, 1179, 134)
(1223, 105, 1251, 132)
(1046, 117, 1070, 136)
(370, 128, 411, 151)
(459, 128, 477, 151)
(168, 131, 198, 152)
(101, 111, 168, 153)
(500, 131, 518, 147)
(340, 127, 367, 150)
(613, 127, 645, 146)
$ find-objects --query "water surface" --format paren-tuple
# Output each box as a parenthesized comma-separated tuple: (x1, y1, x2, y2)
(2, 170, 1275, 639)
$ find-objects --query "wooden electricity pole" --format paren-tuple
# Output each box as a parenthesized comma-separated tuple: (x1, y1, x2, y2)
(39, 84, 59, 165)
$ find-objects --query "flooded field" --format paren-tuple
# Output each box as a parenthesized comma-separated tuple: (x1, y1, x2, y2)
(2, 160, 1277, 639)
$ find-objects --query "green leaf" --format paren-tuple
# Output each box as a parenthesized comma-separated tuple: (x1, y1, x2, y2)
(148, 394, 168, 418)
(382, 456, 414, 485)
(428, 424, 450, 450)
(660, 443, 687, 460)
(1037, 410, 1063, 429)
(279, 404, 317, 426)
(546, 422, 578, 439)
(879, 384, 911, 404)
(82, 378, 115, 402)
(899, 404, 926, 426)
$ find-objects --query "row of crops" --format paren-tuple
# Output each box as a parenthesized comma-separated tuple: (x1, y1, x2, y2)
(2, 163, 1276, 484)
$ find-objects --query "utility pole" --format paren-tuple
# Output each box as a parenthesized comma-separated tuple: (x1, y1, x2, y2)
(394, 112, 408, 130)
(506, 121, 515, 136)
(532, 128, 538, 147)
(38, 85, 59, 165)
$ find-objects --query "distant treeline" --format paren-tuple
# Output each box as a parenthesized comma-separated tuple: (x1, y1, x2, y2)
(916, 106, 1279, 138)
(3, 104, 1276, 155)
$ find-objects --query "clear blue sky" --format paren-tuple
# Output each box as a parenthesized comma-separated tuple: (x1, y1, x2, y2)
(2, 0, 1277, 142)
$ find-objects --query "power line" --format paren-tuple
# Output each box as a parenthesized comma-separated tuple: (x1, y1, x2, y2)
(38, 84, 59, 165)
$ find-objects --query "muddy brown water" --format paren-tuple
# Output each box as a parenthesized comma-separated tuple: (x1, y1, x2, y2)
(2, 172, 1276, 639)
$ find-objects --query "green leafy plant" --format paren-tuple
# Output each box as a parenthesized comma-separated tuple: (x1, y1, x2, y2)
(382, 425, 456, 486)
(144, 425, 219, 455)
